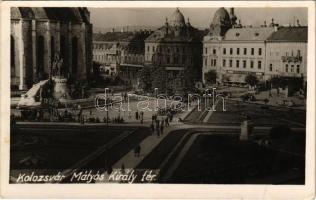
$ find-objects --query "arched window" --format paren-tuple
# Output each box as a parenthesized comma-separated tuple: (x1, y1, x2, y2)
(11, 36, 15, 69)
(72, 36, 78, 74)
(60, 35, 67, 74)
(37, 35, 45, 75)
(51, 36, 55, 60)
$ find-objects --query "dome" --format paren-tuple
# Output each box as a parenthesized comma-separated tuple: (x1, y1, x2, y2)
(170, 8, 185, 27)
(212, 7, 231, 26)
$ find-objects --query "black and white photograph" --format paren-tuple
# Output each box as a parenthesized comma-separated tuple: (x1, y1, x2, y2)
(0, 1, 315, 199)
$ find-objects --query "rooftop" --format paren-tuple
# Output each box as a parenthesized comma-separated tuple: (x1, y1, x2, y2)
(223, 27, 275, 41)
(267, 26, 308, 42)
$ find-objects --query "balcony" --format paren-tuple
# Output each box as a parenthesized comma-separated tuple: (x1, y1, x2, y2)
(281, 55, 302, 63)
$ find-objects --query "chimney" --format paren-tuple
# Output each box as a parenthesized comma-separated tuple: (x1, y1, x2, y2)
(112, 28, 115, 33)
(230, 8, 235, 16)
(297, 19, 301, 27)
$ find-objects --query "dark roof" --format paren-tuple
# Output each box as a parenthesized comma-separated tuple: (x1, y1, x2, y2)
(93, 32, 151, 54)
(93, 32, 135, 42)
(11, 7, 90, 23)
(267, 26, 307, 42)
(93, 31, 151, 43)
(223, 27, 275, 41)
(145, 24, 204, 43)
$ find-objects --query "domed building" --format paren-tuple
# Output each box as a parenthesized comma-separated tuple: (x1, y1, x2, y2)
(209, 7, 232, 37)
(10, 7, 93, 90)
(144, 8, 204, 93)
(202, 7, 288, 86)
(170, 8, 186, 27)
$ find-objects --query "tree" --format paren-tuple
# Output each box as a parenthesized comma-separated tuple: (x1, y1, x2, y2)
(151, 66, 167, 92)
(204, 70, 217, 85)
(138, 66, 152, 92)
(245, 74, 258, 87)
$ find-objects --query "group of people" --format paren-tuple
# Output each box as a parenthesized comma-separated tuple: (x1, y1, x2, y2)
(135, 111, 144, 123)
(150, 113, 173, 137)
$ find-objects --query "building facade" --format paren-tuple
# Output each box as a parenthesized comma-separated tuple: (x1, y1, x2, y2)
(11, 7, 93, 90)
(93, 30, 151, 87)
(145, 8, 204, 93)
(202, 7, 308, 86)
(265, 26, 307, 82)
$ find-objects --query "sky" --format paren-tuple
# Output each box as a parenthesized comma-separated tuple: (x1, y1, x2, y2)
(89, 7, 308, 30)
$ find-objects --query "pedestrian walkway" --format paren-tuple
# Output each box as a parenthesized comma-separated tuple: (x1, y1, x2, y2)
(202, 100, 219, 123)
(112, 124, 193, 169)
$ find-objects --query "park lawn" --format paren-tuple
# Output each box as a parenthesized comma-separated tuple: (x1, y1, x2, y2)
(136, 129, 187, 169)
(208, 100, 305, 127)
(169, 134, 305, 184)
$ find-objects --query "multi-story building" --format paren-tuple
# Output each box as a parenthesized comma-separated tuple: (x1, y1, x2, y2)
(203, 7, 308, 87)
(145, 8, 204, 92)
(265, 26, 307, 83)
(93, 30, 151, 87)
(11, 7, 93, 90)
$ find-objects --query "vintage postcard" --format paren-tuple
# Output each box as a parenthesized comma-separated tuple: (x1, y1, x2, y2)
(0, 1, 315, 199)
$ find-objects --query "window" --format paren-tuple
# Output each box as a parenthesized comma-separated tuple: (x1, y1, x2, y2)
(213, 49, 216, 55)
(237, 48, 240, 55)
(60, 36, 66, 62)
(176, 47, 179, 53)
(243, 60, 246, 68)
(214, 59, 217, 67)
(205, 58, 208, 66)
(147, 46, 150, 52)
(229, 60, 233, 67)
(258, 48, 262, 56)
(269, 64, 273, 72)
(51, 36, 55, 60)
(285, 64, 288, 72)
(244, 48, 247, 55)
(223, 48, 226, 55)
(296, 65, 300, 73)
(174, 56, 179, 64)
(230, 48, 233, 55)
(250, 60, 254, 69)
(153, 46, 155, 52)
(167, 56, 170, 64)
(71, 37, 78, 73)
(11, 36, 15, 68)
(205, 48, 208, 54)
(210, 59, 213, 66)
(182, 56, 186, 64)
(236, 60, 240, 68)
(251, 48, 254, 55)
(291, 65, 294, 73)
(223, 59, 226, 67)
(258, 61, 262, 69)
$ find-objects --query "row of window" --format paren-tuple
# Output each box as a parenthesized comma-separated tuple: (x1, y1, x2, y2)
(205, 58, 263, 70)
(147, 45, 196, 54)
(146, 55, 193, 65)
(205, 47, 263, 56)
(285, 64, 300, 73)
(205, 58, 301, 74)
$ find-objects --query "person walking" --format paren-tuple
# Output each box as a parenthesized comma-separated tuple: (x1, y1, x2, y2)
(150, 123, 155, 134)
(160, 124, 164, 135)
(134, 146, 138, 157)
(165, 117, 169, 126)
